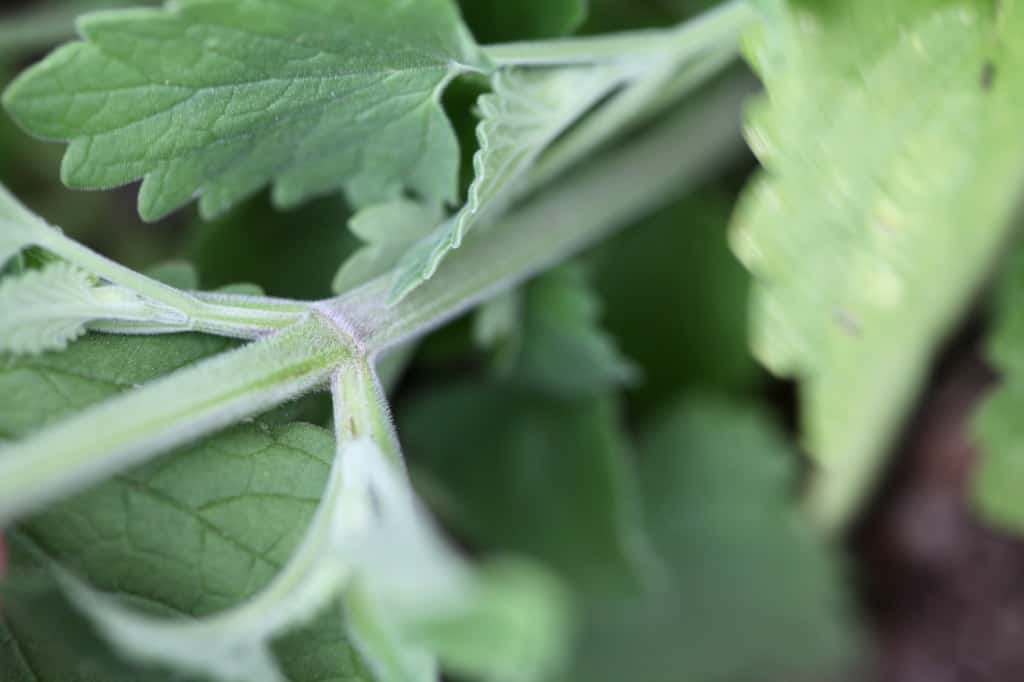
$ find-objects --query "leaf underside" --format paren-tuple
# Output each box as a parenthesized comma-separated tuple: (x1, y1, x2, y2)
(390, 64, 627, 300)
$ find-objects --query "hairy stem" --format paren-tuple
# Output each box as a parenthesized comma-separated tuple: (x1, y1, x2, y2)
(0, 313, 349, 523)
(332, 362, 403, 466)
(38, 230, 306, 337)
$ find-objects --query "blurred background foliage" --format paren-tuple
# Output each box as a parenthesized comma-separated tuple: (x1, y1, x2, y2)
(0, 2, 870, 682)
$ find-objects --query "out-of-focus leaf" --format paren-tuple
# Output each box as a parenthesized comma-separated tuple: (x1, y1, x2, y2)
(475, 264, 635, 399)
(0, 552, 194, 682)
(399, 382, 652, 595)
(569, 400, 857, 682)
(732, 0, 1024, 527)
(593, 194, 757, 411)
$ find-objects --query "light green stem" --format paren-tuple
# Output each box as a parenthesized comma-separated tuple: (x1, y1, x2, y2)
(332, 362, 403, 467)
(0, 314, 349, 523)
(480, 0, 754, 66)
(38, 230, 305, 337)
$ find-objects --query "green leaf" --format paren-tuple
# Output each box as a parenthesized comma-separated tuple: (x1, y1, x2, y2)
(569, 400, 857, 682)
(391, 64, 628, 300)
(0, 262, 187, 354)
(3, 0, 487, 222)
(0, 566, 362, 682)
(272, 609, 372, 682)
(473, 290, 521, 361)
(475, 264, 636, 399)
(333, 201, 442, 295)
(0, 332, 373, 682)
(731, 0, 1024, 527)
(405, 559, 570, 682)
(458, 0, 588, 42)
(593, 194, 756, 411)
(400, 382, 653, 595)
(344, 585, 437, 682)
(972, 248, 1024, 531)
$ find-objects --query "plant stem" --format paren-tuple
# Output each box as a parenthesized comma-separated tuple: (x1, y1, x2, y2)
(332, 362, 403, 467)
(38, 230, 306, 337)
(328, 74, 754, 354)
(480, 0, 754, 66)
(0, 313, 350, 524)
(0, 76, 752, 526)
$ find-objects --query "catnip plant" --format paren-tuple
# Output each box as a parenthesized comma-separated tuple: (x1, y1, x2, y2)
(1, 0, 1024, 680)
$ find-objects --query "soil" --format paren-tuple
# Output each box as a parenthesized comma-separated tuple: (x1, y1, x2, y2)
(854, 350, 1024, 682)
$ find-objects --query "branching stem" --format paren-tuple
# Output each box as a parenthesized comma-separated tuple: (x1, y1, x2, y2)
(0, 72, 753, 525)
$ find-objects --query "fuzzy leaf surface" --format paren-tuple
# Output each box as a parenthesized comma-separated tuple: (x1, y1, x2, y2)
(0, 559, 196, 682)
(3, 0, 486, 221)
